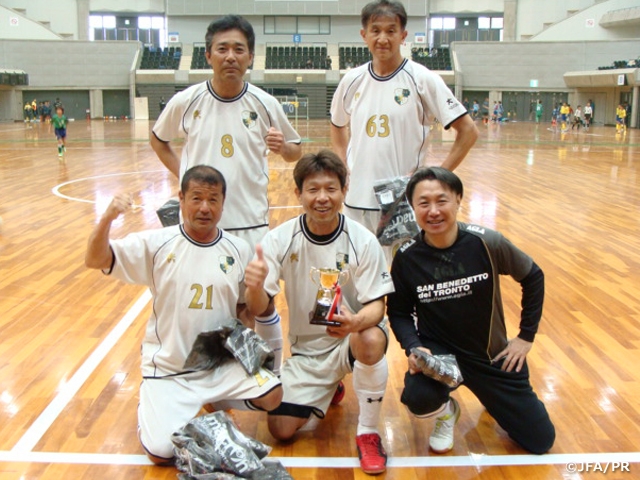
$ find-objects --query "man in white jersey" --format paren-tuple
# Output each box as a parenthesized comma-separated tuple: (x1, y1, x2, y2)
(243, 151, 395, 475)
(85, 165, 282, 465)
(151, 15, 302, 247)
(330, 0, 478, 259)
(151, 15, 300, 373)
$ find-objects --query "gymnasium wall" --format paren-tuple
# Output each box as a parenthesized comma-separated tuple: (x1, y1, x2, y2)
(0, 5, 63, 40)
(528, 0, 640, 42)
(0, 39, 138, 121)
(166, 15, 427, 49)
(453, 39, 640, 91)
(1, 0, 618, 44)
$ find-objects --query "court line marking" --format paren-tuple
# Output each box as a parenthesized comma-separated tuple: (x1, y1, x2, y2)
(51, 170, 167, 204)
(0, 451, 638, 468)
(51, 170, 301, 211)
(11, 290, 152, 453)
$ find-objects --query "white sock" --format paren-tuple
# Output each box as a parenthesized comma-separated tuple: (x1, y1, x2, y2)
(255, 311, 283, 376)
(353, 357, 388, 436)
(411, 398, 452, 419)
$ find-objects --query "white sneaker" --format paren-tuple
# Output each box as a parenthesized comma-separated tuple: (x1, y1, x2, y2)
(429, 398, 461, 453)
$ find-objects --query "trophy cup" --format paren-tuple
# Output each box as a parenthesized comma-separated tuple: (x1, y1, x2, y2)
(309, 267, 349, 326)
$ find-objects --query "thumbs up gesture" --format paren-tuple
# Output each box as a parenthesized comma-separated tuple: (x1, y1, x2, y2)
(245, 244, 269, 290)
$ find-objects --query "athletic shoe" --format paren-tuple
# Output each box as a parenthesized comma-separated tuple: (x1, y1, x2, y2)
(330, 380, 345, 405)
(356, 433, 387, 474)
(429, 397, 461, 454)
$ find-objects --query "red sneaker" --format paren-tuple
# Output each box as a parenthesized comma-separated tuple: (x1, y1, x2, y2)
(356, 433, 387, 475)
(331, 381, 345, 405)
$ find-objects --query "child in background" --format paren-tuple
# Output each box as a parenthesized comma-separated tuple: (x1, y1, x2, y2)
(52, 106, 68, 157)
(550, 104, 559, 132)
(615, 104, 626, 134)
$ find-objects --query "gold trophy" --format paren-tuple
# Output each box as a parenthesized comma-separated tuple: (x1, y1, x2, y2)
(309, 267, 349, 326)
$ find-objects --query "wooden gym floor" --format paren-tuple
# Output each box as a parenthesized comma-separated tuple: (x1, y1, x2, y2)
(0, 117, 639, 479)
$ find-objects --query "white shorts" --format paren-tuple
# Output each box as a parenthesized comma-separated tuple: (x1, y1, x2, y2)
(138, 362, 280, 459)
(276, 320, 389, 419)
(342, 205, 410, 265)
(225, 226, 269, 254)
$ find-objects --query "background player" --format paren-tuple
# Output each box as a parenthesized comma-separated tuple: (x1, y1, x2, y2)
(244, 151, 395, 475)
(51, 106, 68, 157)
(85, 165, 282, 465)
(330, 0, 478, 260)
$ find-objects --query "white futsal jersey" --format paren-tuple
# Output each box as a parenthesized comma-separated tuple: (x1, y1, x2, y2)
(153, 80, 301, 232)
(108, 225, 252, 378)
(331, 58, 468, 210)
(260, 214, 394, 356)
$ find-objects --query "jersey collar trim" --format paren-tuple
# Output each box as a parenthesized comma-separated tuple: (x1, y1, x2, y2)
(368, 58, 407, 82)
(300, 214, 344, 245)
(206, 80, 248, 103)
(179, 225, 223, 247)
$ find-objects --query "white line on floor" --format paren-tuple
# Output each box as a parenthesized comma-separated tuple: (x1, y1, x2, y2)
(11, 290, 152, 453)
(0, 451, 638, 468)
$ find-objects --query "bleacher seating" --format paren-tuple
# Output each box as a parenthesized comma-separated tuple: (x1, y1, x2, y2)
(597, 58, 638, 70)
(191, 45, 208, 69)
(140, 45, 182, 70)
(411, 47, 452, 71)
(265, 44, 330, 70)
(339, 45, 372, 69)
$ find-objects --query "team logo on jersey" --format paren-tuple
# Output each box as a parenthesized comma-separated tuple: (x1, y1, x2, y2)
(336, 253, 349, 270)
(219, 256, 235, 274)
(394, 88, 411, 105)
(289, 252, 299, 263)
(396, 239, 416, 255)
(242, 110, 258, 129)
(446, 97, 459, 110)
(193, 109, 202, 120)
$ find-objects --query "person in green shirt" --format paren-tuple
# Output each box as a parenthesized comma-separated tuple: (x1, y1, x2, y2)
(535, 100, 543, 124)
(51, 106, 68, 157)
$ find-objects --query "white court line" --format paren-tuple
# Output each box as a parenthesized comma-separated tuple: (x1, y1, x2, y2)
(0, 451, 638, 468)
(51, 170, 166, 204)
(51, 170, 299, 211)
(11, 290, 152, 453)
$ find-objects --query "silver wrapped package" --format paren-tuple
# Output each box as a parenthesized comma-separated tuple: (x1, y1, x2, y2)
(373, 176, 419, 246)
(224, 323, 274, 375)
(184, 320, 274, 375)
(411, 348, 464, 388)
(172, 412, 292, 479)
(156, 198, 180, 227)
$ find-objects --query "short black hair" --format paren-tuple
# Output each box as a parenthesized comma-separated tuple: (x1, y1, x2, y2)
(181, 165, 227, 197)
(293, 150, 348, 191)
(361, 0, 408, 30)
(406, 167, 463, 207)
(205, 15, 255, 54)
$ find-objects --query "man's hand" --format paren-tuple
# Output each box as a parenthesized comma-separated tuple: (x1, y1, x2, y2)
(408, 346, 432, 375)
(265, 127, 286, 155)
(325, 304, 362, 338)
(245, 244, 268, 290)
(105, 194, 133, 221)
(85, 194, 132, 270)
(491, 337, 532, 372)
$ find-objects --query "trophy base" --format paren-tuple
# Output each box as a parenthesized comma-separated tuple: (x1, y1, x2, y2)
(309, 317, 342, 327)
(309, 301, 341, 327)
